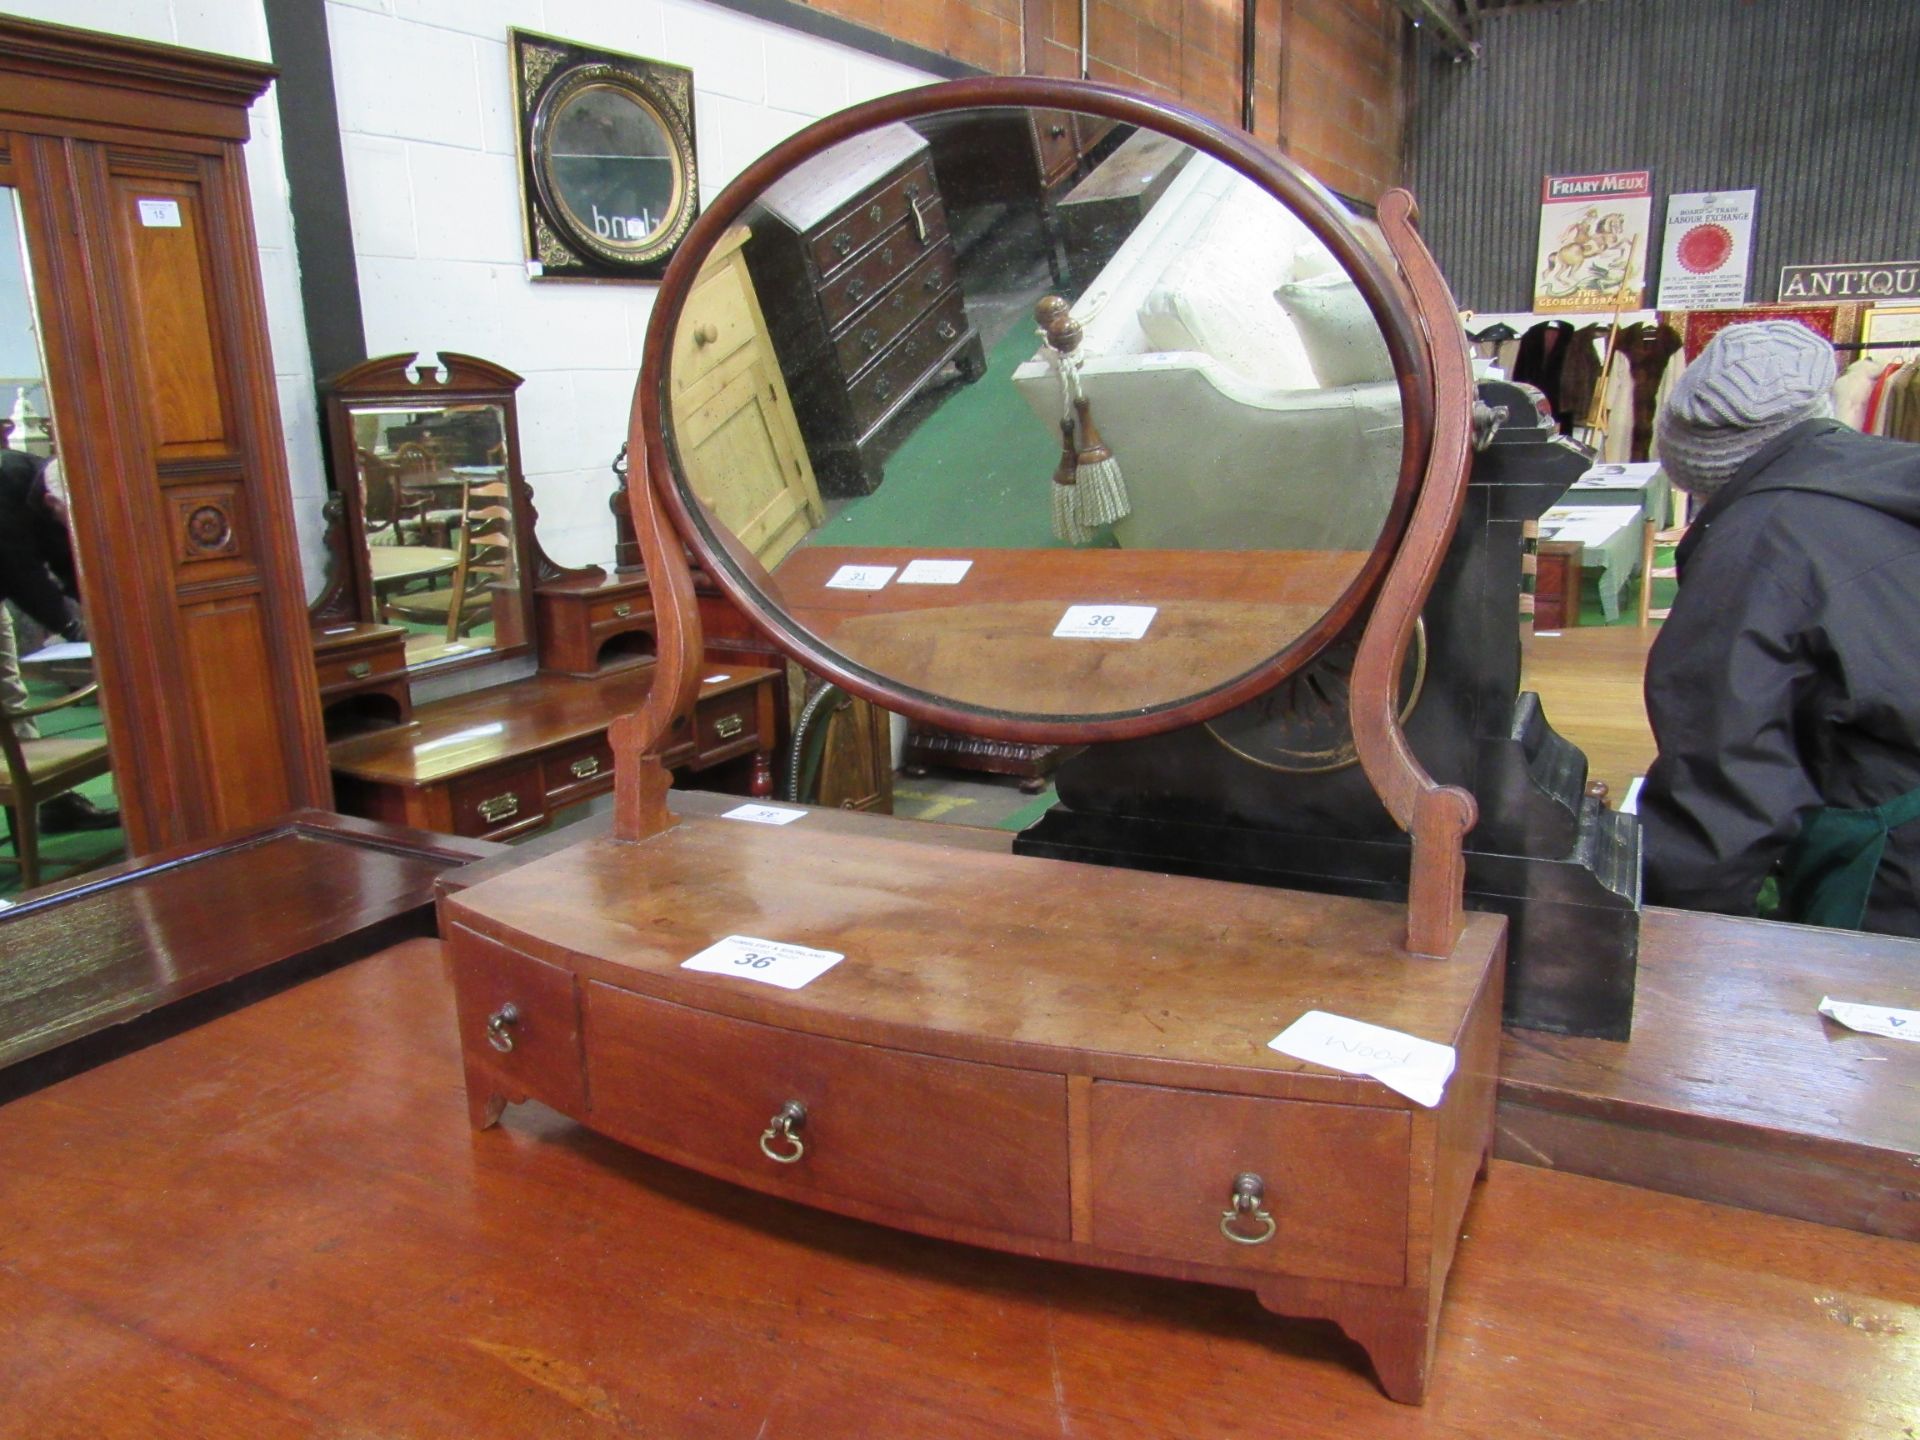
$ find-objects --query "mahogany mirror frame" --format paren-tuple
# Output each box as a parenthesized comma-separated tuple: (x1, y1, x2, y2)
(621, 76, 1480, 952)
(311, 351, 549, 679)
(638, 76, 1435, 744)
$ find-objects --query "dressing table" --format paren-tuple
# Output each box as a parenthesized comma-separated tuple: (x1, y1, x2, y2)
(308, 354, 778, 839)
(442, 78, 1493, 1404)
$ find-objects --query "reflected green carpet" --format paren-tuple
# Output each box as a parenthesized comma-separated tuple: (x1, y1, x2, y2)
(801, 321, 1091, 551)
(1, 677, 124, 898)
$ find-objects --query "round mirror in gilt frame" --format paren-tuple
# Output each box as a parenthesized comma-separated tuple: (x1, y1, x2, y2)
(640, 76, 1437, 744)
(514, 30, 699, 280)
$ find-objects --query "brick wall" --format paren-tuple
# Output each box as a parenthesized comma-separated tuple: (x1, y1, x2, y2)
(791, 0, 1408, 202)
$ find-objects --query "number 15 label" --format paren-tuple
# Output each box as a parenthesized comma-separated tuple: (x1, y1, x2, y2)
(682, 934, 844, 990)
(1053, 604, 1156, 640)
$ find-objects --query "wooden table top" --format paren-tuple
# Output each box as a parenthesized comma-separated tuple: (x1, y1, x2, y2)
(1500, 904, 1920, 1235)
(0, 811, 498, 1096)
(2, 937, 1914, 1437)
(768, 545, 1369, 714)
(449, 815, 1504, 1105)
(327, 665, 775, 788)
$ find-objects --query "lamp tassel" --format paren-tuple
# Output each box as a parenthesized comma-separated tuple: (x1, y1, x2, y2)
(1051, 416, 1092, 545)
(1070, 391, 1130, 530)
(1036, 292, 1126, 544)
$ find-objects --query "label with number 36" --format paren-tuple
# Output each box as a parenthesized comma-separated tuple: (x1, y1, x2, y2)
(681, 934, 845, 990)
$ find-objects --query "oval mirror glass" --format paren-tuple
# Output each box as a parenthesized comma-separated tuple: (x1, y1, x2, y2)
(656, 98, 1418, 729)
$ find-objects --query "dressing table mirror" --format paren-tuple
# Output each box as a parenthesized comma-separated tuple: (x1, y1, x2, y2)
(443, 78, 1496, 1405)
(311, 353, 548, 692)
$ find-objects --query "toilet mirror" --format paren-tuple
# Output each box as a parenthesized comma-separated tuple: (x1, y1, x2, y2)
(644, 83, 1431, 736)
(316, 353, 539, 676)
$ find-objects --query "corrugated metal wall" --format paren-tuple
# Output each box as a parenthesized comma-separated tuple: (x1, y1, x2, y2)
(1408, 0, 1920, 311)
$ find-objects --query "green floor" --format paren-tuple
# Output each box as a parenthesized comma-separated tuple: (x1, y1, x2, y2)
(800, 321, 1109, 551)
(1, 676, 124, 899)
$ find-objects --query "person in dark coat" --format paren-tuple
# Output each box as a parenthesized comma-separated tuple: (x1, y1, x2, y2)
(1639, 321, 1920, 936)
(0, 444, 84, 643)
(0, 440, 117, 833)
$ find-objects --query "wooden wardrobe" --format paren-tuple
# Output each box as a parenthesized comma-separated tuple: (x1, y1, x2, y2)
(0, 17, 329, 856)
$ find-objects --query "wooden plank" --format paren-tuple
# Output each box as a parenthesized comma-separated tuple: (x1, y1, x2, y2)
(0, 811, 498, 1097)
(0, 939, 1914, 1436)
(1498, 905, 1920, 1237)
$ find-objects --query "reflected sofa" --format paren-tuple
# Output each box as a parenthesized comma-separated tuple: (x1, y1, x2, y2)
(1011, 153, 1405, 552)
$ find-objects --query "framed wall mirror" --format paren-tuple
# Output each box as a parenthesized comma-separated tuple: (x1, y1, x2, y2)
(313, 353, 541, 677)
(511, 30, 700, 281)
(649, 93, 1430, 738)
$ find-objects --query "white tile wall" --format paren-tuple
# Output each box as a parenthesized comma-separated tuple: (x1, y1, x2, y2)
(5, 0, 936, 586)
(327, 0, 935, 567)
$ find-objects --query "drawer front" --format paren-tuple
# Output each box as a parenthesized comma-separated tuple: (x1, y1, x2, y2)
(448, 761, 549, 841)
(586, 590, 652, 629)
(816, 207, 950, 331)
(831, 239, 959, 379)
(691, 685, 762, 762)
(315, 641, 405, 696)
(807, 159, 940, 279)
(847, 290, 968, 436)
(586, 983, 1071, 1239)
(1087, 1081, 1409, 1285)
(672, 255, 756, 393)
(449, 924, 587, 1115)
(543, 735, 615, 809)
(1031, 108, 1080, 186)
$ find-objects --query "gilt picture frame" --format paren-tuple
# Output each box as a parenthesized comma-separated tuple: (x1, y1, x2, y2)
(510, 29, 699, 281)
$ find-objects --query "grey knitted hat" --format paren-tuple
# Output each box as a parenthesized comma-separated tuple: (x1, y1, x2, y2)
(1656, 321, 1836, 498)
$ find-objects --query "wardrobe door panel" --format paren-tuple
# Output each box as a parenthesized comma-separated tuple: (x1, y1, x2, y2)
(112, 175, 229, 455)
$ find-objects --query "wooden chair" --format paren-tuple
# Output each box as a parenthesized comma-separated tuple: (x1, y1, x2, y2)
(1637, 490, 1692, 627)
(382, 480, 516, 641)
(0, 682, 116, 892)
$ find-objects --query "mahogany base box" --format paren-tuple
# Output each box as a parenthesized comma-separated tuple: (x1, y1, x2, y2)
(442, 814, 1505, 1404)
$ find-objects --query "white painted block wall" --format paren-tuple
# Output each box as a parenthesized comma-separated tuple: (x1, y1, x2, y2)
(6, 0, 930, 594)
(0, 0, 331, 594)
(326, 0, 932, 571)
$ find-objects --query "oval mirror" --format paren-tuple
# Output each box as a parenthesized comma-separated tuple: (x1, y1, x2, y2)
(646, 83, 1429, 738)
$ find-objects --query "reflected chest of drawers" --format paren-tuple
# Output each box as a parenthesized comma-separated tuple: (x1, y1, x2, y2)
(744, 122, 986, 497)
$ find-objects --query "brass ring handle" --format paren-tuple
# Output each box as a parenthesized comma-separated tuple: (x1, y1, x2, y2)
(759, 1101, 807, 1163)
(847, 278, 868, 303)
(1219, 1172, 1276, 1245)
(832, 231, 852, 256)
(486, 1003, 520, 1054)
(693, 323, 719, 347)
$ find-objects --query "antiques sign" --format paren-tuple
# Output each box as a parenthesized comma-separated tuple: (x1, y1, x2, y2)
(1778, 261, 1920, 303)
(1656, 190, 1756, 308)
(1534, 171, 1652, 314)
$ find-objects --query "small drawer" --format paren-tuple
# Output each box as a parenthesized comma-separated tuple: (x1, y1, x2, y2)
(449, 924, 587, 1115)
(691, 686, 761, 763)
(672, 256, 756, 392)
(808, 159, 941, 279)
(846, 290, 968, 436)
(315, 641, 405, 697)
(1031, 109, 1080, 186)
(816, 210, 951, 332)
(586, 590, 653, 629)
(544, 736, 615, 808)
(586, 982, 1071, 1239)
(831, 239, 958, 379)
(448, 761, 549, 841)
(1087, 1081, 1409, 1285)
